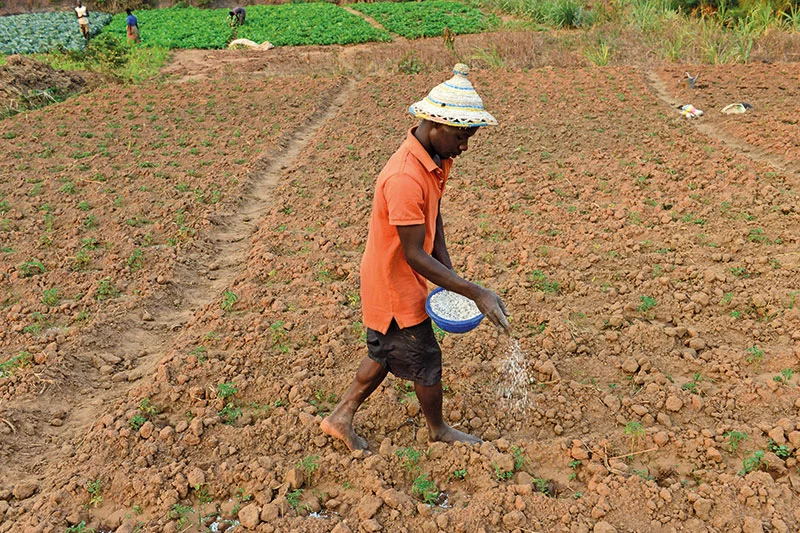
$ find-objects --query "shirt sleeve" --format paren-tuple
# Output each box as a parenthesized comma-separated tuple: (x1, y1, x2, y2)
(384, 173, 425, 226)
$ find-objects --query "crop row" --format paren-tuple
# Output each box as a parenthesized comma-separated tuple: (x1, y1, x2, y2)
(0, 11, 112, 55)
(352, 0, 498, 38)
(237, 3, 391, 47)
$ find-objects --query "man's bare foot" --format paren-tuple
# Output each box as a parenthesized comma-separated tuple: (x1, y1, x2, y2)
(320, 415, 369, 452)
(429, 424, 482, 445)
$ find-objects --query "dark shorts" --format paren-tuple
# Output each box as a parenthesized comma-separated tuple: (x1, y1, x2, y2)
(367, 318, 442, 387)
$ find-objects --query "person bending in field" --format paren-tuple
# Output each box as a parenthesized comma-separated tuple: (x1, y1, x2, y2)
(229, 6, 246, 26)
(75, 0, 90, 40)
(321, 63, 510, 452)
(126, 9, 139, 43)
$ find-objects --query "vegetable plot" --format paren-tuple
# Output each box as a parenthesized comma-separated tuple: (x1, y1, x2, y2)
(237, 3, 391, 46)
(0, 11, 112, 54)
(102, 7, 233, 50)
(352, 1, 498, 38)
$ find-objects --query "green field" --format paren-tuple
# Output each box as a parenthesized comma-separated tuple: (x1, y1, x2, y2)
(0, 11, 112, 54)
(102, 6, 234, 50)
(236, 3, 392, 46)
(352, 0, 498, 38)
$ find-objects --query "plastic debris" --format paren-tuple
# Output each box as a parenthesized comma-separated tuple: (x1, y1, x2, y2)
(684, 72, 699, 89)
(721, 102, 753, 115)
(228, 38, 274, 50)
(679, 104, 704, 118)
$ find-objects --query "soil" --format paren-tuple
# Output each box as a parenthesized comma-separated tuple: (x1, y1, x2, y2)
(0, 55, 102, 115)
(1, 37, 800, 533)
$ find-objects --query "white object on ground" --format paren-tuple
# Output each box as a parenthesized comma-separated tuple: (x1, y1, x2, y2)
(721, 103, 752, 115)
(228, 38, 274, 50)
(680, 104, 703, 119)
(429, 290, 480, 321)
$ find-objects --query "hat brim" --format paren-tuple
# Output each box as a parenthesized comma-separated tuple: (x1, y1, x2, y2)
(409, 100, 497, 127)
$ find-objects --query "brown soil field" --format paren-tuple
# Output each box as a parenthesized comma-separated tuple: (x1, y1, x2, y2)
(1, 40, 800, 533)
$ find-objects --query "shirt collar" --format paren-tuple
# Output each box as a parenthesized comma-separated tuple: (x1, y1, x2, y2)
(404, 127, 449, 174)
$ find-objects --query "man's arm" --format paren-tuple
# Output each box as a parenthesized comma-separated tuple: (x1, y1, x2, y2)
(430, 202, 452, 270)
(397, 224, 509, 330)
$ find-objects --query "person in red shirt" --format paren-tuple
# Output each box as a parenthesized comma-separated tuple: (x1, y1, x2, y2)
(321, 64, 510, 452)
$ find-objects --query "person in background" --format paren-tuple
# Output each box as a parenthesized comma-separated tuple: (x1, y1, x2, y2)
(229, 6, 246, 26)
(126, 9, 139, 43)
(320, 63, 510, 453)
(75, 0, 90, 41)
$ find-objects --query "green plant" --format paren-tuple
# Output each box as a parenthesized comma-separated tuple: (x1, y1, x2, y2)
(624, 421, 646, 454)
(126, 249, 144, 271)
(298, 455, 319, 486)
(129, 413, 147, 430)
(0, 351, 32, 378)
(65, 522, 96, 533)
(218, 382, 237, 399)
(638, 295, 657, 313)
(168, 503, 194, 528)
(529, 269, 560, 293)
(95, 278, 120, 300)
(286, 488, 303, 510)
(681, 372, 703, 394)
(412, 473, 440, 505)
(194, 483, 213, 504)
(41, 287, 60, 307)
(395, 447, 422, 471)
(451, 468, 467, 480)
(767, 439, 792, 459)
(745, 345, 764, 365)
(739, 450, 765, 475)
(18, 259, 46, 277)
(138, 398, 159, 416)
(511, 445, 526, 471)
(87, 479, 102, 507)
(219, 403, 241, 425)
(493, 461, 514, 481)
(220, 290, 238, 312)
(532, 477, 554, 496)
(585, 38, 612, 65)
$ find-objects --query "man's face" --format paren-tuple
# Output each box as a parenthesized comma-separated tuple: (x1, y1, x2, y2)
(430, 124, 479, 160)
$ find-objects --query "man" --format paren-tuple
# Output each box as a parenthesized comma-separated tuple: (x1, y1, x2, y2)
(229, 6, 246, 26)
(321, 63, 510, 452)
(125, 9, 139, 43)
(75, 0, 89, 41)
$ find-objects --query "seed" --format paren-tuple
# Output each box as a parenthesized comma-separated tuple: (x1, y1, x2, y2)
(429, 290, 480, 321)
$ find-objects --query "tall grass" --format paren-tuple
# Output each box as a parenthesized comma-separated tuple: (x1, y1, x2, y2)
(469, 0, 799, 63)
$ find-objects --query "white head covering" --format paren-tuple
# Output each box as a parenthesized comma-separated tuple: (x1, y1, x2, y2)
(409, 63, 497, 127)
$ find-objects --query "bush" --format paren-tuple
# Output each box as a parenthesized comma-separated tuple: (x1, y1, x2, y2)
(85, 33, 129, 69)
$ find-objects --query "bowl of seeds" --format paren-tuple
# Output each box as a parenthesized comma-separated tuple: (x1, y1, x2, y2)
(425, 287, 484, 333)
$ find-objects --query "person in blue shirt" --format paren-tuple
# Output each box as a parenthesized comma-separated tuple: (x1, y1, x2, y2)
(229, 6, 246, 26)
(126, 9, 139, 43)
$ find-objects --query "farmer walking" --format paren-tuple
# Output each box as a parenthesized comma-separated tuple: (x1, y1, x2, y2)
(229, 6, 246, 26)
(321, 63, 510, 452)
(75, 0, 89, 40)
(125, 9, 139, 43)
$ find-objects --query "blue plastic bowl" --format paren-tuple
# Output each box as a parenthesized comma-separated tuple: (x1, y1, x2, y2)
(425, 287, 484, 334)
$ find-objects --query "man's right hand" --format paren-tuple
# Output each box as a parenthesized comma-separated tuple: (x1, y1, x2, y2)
(473, 288, 510, 332)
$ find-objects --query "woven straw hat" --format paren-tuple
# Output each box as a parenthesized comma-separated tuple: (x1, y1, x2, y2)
(409, 63, 497, 127)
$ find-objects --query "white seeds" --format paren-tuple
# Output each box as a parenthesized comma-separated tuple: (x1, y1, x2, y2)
(497, 338, 534, 415)
(429, 290, 481, 321)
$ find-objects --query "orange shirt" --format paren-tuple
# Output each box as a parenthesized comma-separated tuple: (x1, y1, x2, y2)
(360, 128, 452, 334)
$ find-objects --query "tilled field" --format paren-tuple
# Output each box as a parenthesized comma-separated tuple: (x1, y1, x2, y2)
(1, 58, 800, 533)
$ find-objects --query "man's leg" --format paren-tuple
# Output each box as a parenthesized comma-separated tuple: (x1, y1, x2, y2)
(321, 356, 388, 451)
(415, 381, 481, 445)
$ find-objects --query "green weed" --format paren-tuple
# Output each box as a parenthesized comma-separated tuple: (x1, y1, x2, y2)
(220, 290, 238, 312)
(0, 351, 32, 378)
(412, 473, 440, 505)
(739, 450, 764, 475)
